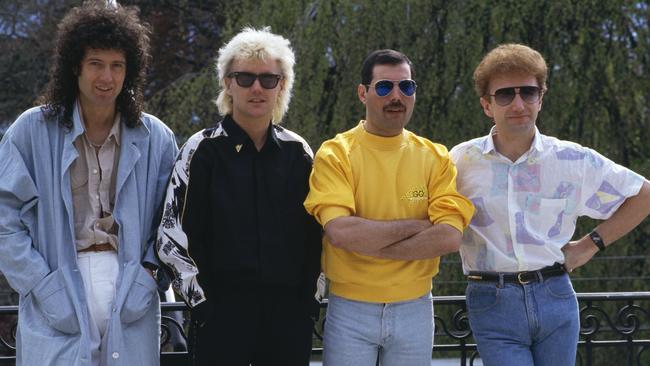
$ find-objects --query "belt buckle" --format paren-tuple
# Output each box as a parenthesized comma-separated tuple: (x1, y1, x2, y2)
(517, 272, 533, 285)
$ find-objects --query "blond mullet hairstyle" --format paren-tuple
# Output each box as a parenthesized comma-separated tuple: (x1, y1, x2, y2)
(215, 27, 295, 124)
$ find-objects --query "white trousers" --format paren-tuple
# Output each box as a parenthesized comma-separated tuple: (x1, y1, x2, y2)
(77, 251, 119, 366)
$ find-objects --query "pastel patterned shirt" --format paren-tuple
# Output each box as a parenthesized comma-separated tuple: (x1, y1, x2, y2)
(450, 127, 645, 273)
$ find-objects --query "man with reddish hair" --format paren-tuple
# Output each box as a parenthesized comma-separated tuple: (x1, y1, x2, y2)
(451, 43, 650, 366)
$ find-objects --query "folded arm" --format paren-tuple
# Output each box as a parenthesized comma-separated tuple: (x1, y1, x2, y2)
(367, 223, 462, 260)
(324, 216, 431, 253)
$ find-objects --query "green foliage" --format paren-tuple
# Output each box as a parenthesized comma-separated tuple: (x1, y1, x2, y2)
(2, 1, 648, 295)
(146, 69, 220, 144)
(0, 0, 80, 122)
(128, 0, 228, 97)
(151, 9, 648, 347)
(155, 0, 648, 178)
(1, 1, 649, 362)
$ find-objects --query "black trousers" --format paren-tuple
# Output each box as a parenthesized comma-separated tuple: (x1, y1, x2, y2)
(190, 286, 315, 366)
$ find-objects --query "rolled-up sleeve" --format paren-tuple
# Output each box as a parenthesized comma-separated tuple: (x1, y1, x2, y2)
(577, 148, 645, 219)
(427, 145, 475, 232)
(303, 142, 356, 227)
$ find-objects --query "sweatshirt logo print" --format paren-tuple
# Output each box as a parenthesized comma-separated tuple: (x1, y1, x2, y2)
(401, 186, 428, 202)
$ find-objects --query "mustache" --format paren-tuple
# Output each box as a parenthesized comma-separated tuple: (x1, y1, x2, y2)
(384, 101, 406, 110)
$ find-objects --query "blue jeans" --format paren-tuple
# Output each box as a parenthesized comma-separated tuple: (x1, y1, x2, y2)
(323, 292, 433, 366)
(466, 273, 580, 366)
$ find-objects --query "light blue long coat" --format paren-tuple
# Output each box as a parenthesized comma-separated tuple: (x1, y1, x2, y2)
(0, 106, 178, 365)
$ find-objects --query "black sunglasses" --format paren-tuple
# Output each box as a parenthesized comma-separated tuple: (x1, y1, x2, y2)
(228, 72, 282, 89)
(489, 86, 542, 106)
(367, 79, 417, 97)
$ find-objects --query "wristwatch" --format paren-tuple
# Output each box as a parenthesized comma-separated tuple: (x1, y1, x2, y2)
(588, 230, 606, 251)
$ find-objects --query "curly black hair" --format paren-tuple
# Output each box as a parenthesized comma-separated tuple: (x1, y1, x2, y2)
(38, 1, 151, 128)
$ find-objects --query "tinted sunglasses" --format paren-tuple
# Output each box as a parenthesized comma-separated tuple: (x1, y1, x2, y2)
(489, 86, 542, 106)
(228, 72, 282, 89)
(367, 79, 417, 97)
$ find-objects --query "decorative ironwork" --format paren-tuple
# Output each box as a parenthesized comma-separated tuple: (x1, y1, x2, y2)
(0, 294, 647, 365)
(427, 293, 650, 366)
(576, 293, 650, 366)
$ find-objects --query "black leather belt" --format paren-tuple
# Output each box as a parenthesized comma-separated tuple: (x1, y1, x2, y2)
(467, 263, 566, 285)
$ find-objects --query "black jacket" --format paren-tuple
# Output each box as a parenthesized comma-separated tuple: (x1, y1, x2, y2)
(157, 115, 321, 314)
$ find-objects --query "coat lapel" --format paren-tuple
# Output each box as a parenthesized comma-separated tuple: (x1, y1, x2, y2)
(60, 106, 84, 236)
(116, 118, 148, 200)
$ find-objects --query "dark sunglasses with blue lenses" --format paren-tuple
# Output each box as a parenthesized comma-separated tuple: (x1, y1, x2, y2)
(228, 71, 282, 89)
(368, 79, 417, 97)
(490, 86, 542, 106)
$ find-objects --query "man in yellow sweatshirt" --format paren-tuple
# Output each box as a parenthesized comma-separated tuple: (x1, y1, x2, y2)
(304, 49, 475, 366)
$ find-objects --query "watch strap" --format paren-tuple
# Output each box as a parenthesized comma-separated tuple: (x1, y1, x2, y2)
(589, 230, 606, 251)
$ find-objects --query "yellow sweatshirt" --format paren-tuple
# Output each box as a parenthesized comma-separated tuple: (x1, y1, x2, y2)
(304, 121, 474, 303)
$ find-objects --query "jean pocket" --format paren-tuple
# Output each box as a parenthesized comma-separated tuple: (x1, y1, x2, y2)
(466, 283, 499, 313)
(120, 265, 157, 323)
(543, 275, 575, 299)
(32, 270, 80, 334)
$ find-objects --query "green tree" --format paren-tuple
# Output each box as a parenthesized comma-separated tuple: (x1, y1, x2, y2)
(2, 2, 648, 294)
(0, 0, 78, 122)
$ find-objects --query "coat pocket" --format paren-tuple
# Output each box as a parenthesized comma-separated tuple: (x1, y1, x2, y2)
(31, 269, 80, 334)
(120, 265, 157, 323)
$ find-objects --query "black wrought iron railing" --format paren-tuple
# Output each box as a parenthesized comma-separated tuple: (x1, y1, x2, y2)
(0, 293, 647, 365)
(427, 292, 650, 366)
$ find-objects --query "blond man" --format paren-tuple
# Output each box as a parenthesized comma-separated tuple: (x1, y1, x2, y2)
(157, 27, 321, 365)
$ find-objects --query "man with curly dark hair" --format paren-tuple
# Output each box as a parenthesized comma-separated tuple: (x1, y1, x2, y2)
(0, 1, 177, 365)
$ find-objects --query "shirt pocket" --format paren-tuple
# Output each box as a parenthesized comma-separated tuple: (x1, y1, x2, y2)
(70, 161, 89, 192)
(524, 197, 568, 239)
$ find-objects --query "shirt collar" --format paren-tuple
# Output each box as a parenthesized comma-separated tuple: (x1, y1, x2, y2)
(531, 127, 544, 152)
(358, 120, 406, 150)
(481, 126, 498, 154)
(222, 114, 280, 151)
(107, 113, 121, 146)
(481, 125, 544, 155)
(267, 125, 282, 149)
(75, 100, 121, 146)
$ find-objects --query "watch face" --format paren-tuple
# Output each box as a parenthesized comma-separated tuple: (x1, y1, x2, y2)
(589, 231, 605, 251)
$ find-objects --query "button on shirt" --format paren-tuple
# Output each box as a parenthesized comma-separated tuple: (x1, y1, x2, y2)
(450, 127, 645, 273)
(70, 106, 121, 252)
